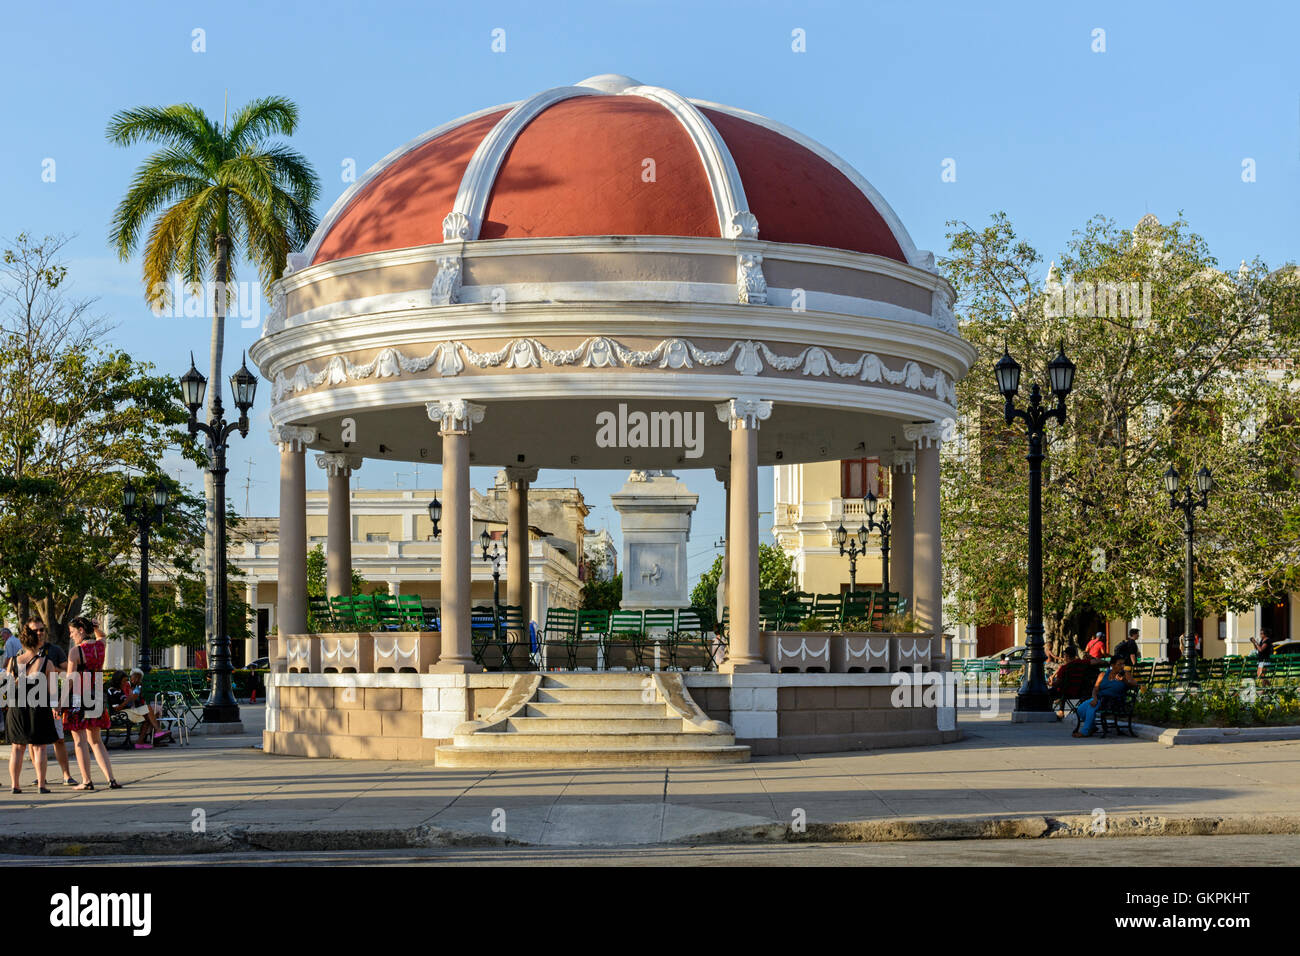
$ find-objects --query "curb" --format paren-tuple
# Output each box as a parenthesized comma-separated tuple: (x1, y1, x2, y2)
(1130, 722, 1300, 745)
(7, 813, 1300, 856)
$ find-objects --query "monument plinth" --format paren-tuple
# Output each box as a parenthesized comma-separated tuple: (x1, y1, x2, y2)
(610, 471, 699, 610)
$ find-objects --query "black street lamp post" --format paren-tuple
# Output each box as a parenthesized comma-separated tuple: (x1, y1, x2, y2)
(995, 345, 1076, 715)
(123, 478, 169, 673)
(864, 492, 892, 594)
(834, 521, 869, 593)
(180, 352, 257, 724)
(1165, 465, 1212, 685)
(479, 529, 506, 613)
(427, 496, 442, 539)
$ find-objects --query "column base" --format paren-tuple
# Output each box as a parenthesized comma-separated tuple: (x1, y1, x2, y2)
(719, 660, 771, 674)
(428, 660, 484, 674)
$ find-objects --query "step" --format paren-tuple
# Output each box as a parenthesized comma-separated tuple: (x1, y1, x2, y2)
(453, 731, 735, 749)
(524, 703, 670, 719)
(507, 717, 685, 733)
(534, 689, 652, 704)
(435, 745, 751, 769)
(540, 673, 651, 689)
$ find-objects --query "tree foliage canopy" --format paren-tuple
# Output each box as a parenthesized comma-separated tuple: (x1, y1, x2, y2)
(941, 212, 1300, 647)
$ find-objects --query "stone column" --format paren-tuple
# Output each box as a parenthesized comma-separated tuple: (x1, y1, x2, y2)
(716, 399, 772, 673)
(245, 580, 259, 665)
(889, 451, 915, 603)
(318, 453, 362, 599)
(273, 425, 316, 662)
(714, 466, 730, 623)
(505, 466, 538, 621)
(428, 400, 485, 673)
(905, 424, 944, 637)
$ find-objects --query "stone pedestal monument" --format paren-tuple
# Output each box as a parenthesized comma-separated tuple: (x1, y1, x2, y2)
(610, 470, 699, 610)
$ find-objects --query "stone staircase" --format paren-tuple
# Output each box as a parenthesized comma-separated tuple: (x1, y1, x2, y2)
(434, 672, 750, 768)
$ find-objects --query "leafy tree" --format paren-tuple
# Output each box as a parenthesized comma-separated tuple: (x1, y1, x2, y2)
(306, 544, 368, 598)
(0, 234, 204, 644)
(941, 212, 1300, 651)
(107, 97, 319, 652)
(690, 543, 797, 612)
(580, 573, 623, 611)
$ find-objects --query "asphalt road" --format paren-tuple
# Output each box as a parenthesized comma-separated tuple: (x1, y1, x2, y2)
(6, 834, 1298, 866)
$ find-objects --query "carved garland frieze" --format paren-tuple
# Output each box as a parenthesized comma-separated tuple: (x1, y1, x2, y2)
(270, 337, 958, 406)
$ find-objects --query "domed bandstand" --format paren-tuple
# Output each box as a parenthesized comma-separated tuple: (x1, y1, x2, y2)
(251, 75, 977, 766)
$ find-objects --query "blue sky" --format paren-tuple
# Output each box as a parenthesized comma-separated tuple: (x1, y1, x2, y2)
(1, 0, 1296, 588)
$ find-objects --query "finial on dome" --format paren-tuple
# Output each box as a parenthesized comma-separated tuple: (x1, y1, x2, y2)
(575, 73, 644, 93)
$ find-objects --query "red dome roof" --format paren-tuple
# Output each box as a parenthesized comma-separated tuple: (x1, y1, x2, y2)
(308, 79, 912, 266)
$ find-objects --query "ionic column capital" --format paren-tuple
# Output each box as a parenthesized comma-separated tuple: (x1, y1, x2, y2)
(271, 424, 317, 452)
(715, 398, 773, 431)
(904, 422, 946, 450)
(886, 450, 916, 473)
(427, 399, 485, 434)
(316, 452, 363, 477)
(504, 465, 539, 485)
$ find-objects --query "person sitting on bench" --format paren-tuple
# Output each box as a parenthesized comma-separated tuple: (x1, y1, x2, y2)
(1049, 645, 1091, 718)
(1073, 654, 1139, 737)
(121, 669, 166, 747)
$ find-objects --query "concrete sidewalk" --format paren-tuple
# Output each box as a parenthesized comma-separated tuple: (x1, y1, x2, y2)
(3, 699, 1299, 853)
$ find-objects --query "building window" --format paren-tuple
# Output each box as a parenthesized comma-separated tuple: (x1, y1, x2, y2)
(366, 532, 390, 543)
(840, 459, 879, 499)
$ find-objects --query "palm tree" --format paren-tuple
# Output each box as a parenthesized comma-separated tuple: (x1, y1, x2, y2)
(107, 95, 319, 645)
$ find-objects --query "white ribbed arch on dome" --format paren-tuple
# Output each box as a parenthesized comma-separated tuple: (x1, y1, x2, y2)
(445, 82, 758, 243)
(300, 102, 516, 267)
(620, 85, 757, 239)
(690, 98, 926, 269)
(445, 85, 605, 241)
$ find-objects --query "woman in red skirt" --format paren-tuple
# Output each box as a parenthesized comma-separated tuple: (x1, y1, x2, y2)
(63, 617, 121, 790)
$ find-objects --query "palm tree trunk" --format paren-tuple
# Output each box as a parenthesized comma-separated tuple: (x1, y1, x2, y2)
(204, 233, 230, 654)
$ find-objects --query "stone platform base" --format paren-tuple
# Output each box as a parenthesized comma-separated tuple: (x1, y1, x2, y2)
(1011, 711, 1060, 723)
(264, 671, 961, 763)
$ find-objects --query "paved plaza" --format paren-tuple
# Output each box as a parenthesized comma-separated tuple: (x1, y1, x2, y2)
(4, 695, 1299, 855)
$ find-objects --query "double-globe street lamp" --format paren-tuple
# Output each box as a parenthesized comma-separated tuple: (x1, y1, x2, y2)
(179, 352, 257, 724)
(123, 478, 169, 673)
(864, 491, 892, 594)
(995, 345, 1077, 715)
(479, 528, 507, 613)
(1164, 464, 1212, 685)
(834, 521, 869, 593)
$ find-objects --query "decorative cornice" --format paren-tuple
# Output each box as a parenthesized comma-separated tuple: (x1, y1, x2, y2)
(271, 424, 317, 452)
(269, 336, 958, 407)
(427, 399, 485, 434)
(315, 452, 363, 477)
(904, 422, 946, 449)
(716, 398, 773, 431)
(713, 465, 730, 483)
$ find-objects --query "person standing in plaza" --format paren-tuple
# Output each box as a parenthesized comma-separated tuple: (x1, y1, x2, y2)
(0, 628, 19, 666)
(63, 617, 120, 790)
(1252, 628, 1274, 680)
(1114, 628, 1141, 670)
(33, 621, 76, 786)
(1085, 631, 1107, 660)
(5, 623, 59, 793)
